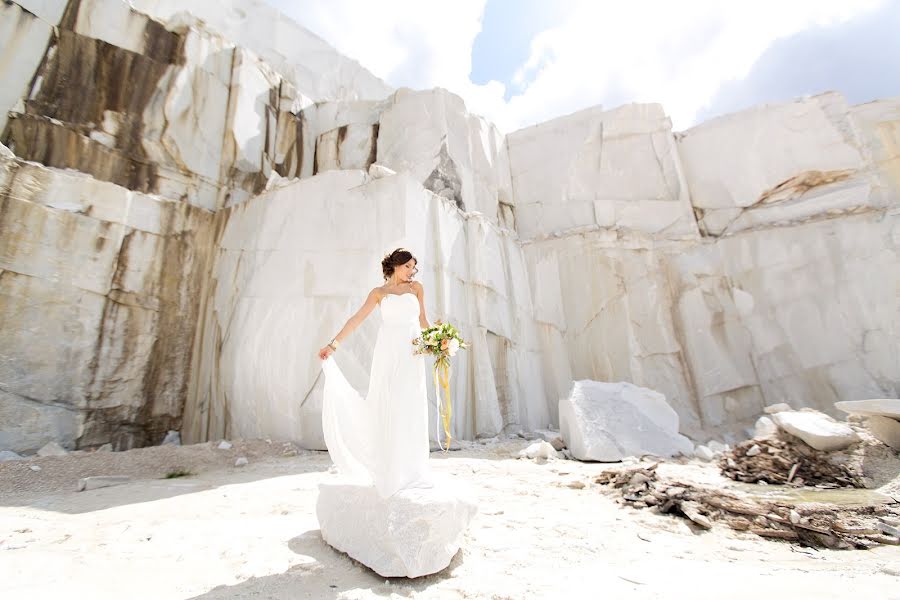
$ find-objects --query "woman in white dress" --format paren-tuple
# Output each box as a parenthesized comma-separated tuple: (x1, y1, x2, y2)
(317, 248, 432, 498)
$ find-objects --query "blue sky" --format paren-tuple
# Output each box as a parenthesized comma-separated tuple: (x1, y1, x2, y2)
(469, 0, 563, 99)
(267, 0, 900, 131)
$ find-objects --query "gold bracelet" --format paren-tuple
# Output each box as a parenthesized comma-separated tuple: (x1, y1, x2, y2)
(328, 339, 340, 351)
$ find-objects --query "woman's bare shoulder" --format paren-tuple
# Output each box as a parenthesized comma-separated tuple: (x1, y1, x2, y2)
(411, 280, 424, 294)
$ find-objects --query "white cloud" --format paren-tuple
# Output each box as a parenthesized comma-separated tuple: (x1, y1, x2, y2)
(267, 0, 888, 131)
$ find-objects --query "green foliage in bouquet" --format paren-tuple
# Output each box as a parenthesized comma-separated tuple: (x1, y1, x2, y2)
(412, 321, 469, 368)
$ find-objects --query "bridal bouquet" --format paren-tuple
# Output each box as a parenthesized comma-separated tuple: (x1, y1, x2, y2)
(412, 322, 469, 451)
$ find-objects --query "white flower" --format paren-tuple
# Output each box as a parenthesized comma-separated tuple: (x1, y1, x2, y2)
(447, 338, 460, 356)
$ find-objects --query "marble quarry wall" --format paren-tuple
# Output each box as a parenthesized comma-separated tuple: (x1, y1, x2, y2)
(515, 93, 900, 439)
(186, 170, 554, 449)
(0, 0, 391, 451)
(1, 0, 897, 453)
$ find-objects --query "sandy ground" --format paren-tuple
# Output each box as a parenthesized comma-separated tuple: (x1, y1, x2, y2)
(2, 439, 899, 600)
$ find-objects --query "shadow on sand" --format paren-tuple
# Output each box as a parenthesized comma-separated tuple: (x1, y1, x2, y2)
(189, 529, 466, 599)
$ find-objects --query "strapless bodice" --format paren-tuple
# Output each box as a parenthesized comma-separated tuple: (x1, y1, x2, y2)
(380, 293, 419, 325)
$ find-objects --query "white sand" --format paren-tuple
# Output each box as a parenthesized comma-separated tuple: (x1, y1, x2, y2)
(2, 439, 898, 599)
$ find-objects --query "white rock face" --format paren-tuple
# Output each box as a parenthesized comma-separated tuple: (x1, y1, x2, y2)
(317, 481, 476, 578)
(865, 416, 900, 450)
(0, 391, 79, 455)
(677, 93, 879, 236)
(559, 380, 694, 462)
(0, 2, 53, 134)
(771, 411, 860, 452)
(377, 88, 514, 225)
(129, 0, 392, 103)
(315, 124, 378, 173)
(507, 103, 698, 240)
(835, 399, 900, 420)
(0, 157, 215, 452)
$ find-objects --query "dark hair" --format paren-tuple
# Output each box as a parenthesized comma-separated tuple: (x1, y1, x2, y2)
(381, 248, 416, 280)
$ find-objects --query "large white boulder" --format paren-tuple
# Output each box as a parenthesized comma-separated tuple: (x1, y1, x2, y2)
(317, 481, 477, 578)
(771, 410, 859, 452)
(835, 399, 900, 420)
(558, 380, 694, 462)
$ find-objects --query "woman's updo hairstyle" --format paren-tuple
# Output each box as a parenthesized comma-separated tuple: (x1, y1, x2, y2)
(381, 248, 416, 281)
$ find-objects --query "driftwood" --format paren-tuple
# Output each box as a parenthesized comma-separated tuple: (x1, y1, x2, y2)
(719, 434, 863, 488)
(595, 465, 900, 550)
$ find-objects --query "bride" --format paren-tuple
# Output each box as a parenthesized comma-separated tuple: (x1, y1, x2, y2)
(317, 248, 432, 498)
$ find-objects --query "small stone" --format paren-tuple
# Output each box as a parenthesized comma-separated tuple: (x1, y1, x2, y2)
(77, 476, 131, 492)
(764, 403, 792, 414)
(566, 480, 586, 489)
(694, 445, 715, 461)
(681, 502, 712, 529)
(234, 457, 249, 467)
(96, 444, 113, 453)
(532, 429, 566, 451)
(665, 486, 687, 498)
(30, 465, 42, 471)
(161, 430, 181, 446)
(757, 480, 768, 486)
(707, 440, 729, 454)
(37, 442, 68, 457)
(790, 510, 801, 525)
(0, 450, 24, 462)
(217, 440, 233, 450)
(753, 416, 778, 438)
(629, 473, 651, 487)
(746, 444, 762, 457)
(518, 441, 557, 460)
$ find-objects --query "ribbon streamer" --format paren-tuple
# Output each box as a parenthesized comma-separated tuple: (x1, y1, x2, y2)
(433, 357, 452, 452)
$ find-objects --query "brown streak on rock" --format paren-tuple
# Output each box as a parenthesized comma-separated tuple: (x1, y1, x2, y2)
(754, 169, 855, 206)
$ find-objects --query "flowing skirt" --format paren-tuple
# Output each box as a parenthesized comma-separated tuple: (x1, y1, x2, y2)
(321, 320, 431, 498)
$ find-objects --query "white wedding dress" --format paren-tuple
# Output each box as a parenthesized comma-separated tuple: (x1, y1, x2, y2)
(321, 292, 431, 498)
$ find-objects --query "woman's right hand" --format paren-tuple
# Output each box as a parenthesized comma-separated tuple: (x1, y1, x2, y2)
(318, 345, 334, 361)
